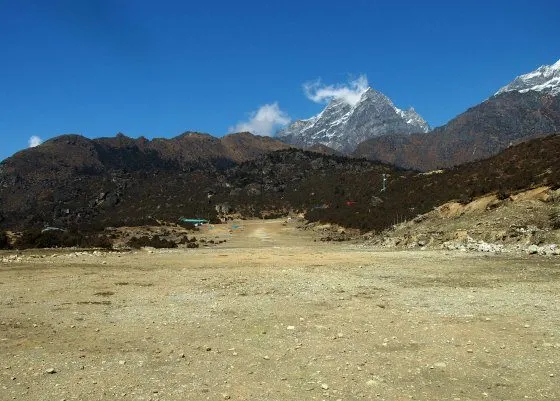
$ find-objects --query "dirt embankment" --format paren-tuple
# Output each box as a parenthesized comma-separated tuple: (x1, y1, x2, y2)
(372, 186, 560, 255)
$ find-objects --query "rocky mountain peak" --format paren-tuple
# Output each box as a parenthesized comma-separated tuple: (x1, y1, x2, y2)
(496, 59, 560, 96)
(277, 86, 429, 153)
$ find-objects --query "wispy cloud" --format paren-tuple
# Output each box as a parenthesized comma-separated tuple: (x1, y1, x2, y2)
(229, 103, 291, 136)
(303, 75, 369, 106)
(28, 136, 43, 148)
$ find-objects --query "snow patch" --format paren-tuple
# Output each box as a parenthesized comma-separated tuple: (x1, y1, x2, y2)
(496, 59, 560, 96)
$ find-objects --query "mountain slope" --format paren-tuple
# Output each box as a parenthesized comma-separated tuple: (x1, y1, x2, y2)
(354, 60, 560, 171)
(277, 87, 429, 153)
(309, 134, 560, 230)
(0, 132, 291, 230)
(1, 132, 559, 235)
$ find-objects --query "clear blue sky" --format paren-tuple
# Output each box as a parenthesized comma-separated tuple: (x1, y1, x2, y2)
(1, 0, 559, 161)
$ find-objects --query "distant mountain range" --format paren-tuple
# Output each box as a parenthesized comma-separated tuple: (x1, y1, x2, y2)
(277, 87, 429, 153)
(351, 60, 560, 170)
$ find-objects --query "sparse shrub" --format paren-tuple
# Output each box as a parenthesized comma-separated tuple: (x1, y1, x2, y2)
(13, 229, 43, 249)
(0, 231, 10, 249)
(83, 235, 113, 249)
(177, 221, 199, 230)
(458, 196, 473, 205)
(12, 229, 112, 249)
(551, 211, 560, 230)
(127, 235, 177, 249)
(178, 235, 197, 244)
(497, 191, 510, 200)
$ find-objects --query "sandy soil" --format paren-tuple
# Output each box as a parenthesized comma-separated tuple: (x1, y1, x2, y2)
(1, 219, 559, 400)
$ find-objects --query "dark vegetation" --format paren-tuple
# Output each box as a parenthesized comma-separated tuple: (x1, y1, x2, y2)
(0, 231, 10, 249)
(551, 209, 560, 230)
(13, 229, 112, 250)
(1, 131, 559, 238)
(127, 235, 178, 249)
(307, 135, 560, 230)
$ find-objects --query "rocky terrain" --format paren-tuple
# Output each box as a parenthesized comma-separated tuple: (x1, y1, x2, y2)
(1, 219, 559, 400)
(372, 186, 560, 256)
(1, 132, 560, 243)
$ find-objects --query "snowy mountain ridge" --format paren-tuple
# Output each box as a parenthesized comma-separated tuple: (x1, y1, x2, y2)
(496, 59, 560, 96)
(277, 87, 429, 153)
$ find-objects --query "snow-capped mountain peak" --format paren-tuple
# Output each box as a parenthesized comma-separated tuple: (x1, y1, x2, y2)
(496, 59, 560, 96)
(277, 87, 429, 153)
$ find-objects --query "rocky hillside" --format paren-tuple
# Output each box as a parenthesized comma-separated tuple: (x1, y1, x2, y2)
(0, 133, 401, 232)
(1, 130, 559, 236)
(372, 186, 560, 255)
(0, 132, 291, 230)
(309, 134, 560, 230)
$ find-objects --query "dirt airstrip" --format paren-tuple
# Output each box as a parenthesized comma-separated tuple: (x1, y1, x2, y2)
(1, 219, 559, 400)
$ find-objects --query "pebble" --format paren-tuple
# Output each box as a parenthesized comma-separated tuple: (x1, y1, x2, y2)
(321, 383, 329, 390)
(287, 326, 295, 330)
(263, 355, 270, 360)
(46, 368, 56, 374)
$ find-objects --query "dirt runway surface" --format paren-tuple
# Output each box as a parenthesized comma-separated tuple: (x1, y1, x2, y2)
(1, 219, 559, 400)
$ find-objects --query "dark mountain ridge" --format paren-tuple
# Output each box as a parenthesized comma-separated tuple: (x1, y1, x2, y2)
(1, 129, 559, 235)
(0, 132, 291, 230)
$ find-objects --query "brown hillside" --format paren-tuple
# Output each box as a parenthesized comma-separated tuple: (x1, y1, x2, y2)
(353, 91, 560, 171)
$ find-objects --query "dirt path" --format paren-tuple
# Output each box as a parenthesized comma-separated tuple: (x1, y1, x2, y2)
(1, 220, 559, 400)
(198, 219, 314, 248)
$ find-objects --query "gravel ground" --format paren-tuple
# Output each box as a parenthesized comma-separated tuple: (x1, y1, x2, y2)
(1, 220, 559, 400)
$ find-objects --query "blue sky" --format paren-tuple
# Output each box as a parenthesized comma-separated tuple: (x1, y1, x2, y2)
(1, 0, 559, 161)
